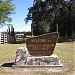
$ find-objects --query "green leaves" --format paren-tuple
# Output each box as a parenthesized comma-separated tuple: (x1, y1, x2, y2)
(25, 0, 58, 35)
(0, 0, 15, 26)
(25, 0, 74, 36)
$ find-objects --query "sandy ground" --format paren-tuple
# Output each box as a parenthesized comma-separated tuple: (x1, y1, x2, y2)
(1, 63, 74, 75)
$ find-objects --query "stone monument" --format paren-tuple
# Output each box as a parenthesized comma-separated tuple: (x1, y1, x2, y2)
(15, 32, 63, 67)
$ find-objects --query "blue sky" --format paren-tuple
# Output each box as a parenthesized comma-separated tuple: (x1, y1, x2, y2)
(0, 0, 34, 32)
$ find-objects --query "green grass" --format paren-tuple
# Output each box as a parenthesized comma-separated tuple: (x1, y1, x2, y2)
(0, 44, 25, 63)
(0, 42, 75, 75)
(54, 42, 74, 61)
(0, 44, 25, 75)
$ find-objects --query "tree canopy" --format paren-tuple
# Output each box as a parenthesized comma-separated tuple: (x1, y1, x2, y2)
(0, 0, 15, 26)
(25, 0, 59, 35)
(25, 0, 75, 36)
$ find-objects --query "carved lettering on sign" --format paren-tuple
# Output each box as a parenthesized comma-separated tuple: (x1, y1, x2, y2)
(26, 32, 58, 56)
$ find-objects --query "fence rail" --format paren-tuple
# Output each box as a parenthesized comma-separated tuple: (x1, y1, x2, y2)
(0, 32, 7, 44)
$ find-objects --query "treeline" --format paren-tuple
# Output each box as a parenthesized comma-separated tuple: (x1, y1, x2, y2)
(25, 0, 75, 37)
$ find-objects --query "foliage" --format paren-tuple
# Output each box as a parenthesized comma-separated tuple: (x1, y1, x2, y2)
(55, 1, 75, 36)
(0, 0, 15, 26)
(25, 0, 59, 35)
(25, 0, 75, 36)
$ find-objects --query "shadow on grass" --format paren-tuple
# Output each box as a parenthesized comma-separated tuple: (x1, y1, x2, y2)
(1, 62, 15, 67)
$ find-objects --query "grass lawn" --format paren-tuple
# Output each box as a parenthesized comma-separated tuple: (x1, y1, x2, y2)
(0, 44, 26, 63)
(0, 42, 75, 75)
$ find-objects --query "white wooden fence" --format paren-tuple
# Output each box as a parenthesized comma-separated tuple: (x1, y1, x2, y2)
(0, 32, 7, 44)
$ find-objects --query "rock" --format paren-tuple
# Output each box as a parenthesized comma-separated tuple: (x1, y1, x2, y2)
(15, 47, 30, 65)
(27, 57, 40, 65)
(26, 54, 60, 65)
(15, 47, 61, 66)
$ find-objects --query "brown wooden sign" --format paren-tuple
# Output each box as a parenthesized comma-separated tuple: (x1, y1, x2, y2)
(26, 32, 58, 56)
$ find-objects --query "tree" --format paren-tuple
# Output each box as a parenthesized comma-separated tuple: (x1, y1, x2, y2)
(25, 0, 74, 36)
(0, 0, 15, 26)
(25, 0, 59, 35)
(54, 0, 75, 37)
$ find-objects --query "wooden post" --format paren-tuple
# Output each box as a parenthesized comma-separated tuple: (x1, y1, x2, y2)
(56, 23, 59, 41)
(56, 23, 58, 33)
(31, 24, 33, 37)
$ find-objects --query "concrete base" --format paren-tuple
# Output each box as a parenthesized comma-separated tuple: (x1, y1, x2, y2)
(12, 64, 63, 68)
